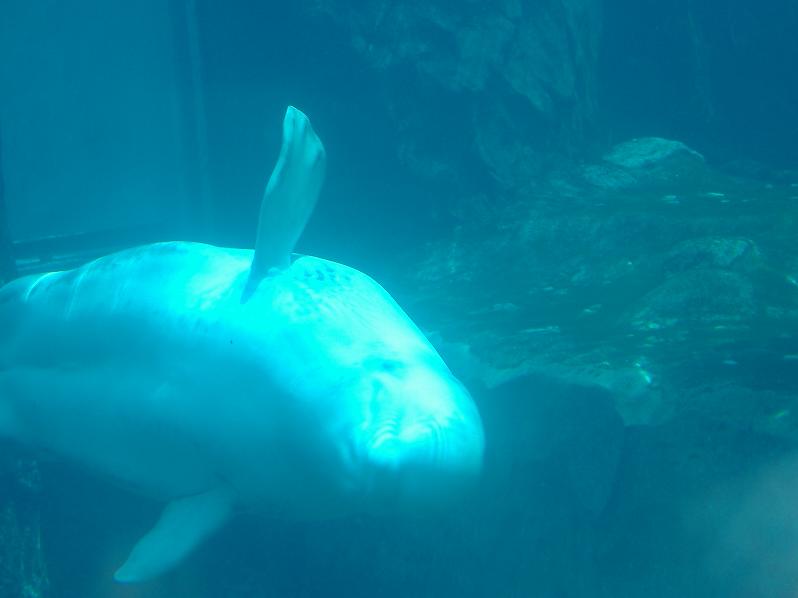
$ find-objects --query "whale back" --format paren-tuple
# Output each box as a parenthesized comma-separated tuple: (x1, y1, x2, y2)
(0, 242, 252, 370)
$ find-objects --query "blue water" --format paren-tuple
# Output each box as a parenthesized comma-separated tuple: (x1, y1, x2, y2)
(2, 1, 798, 597)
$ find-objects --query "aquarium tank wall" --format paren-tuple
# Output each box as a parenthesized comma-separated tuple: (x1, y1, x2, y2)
(1, 1, 798, 597)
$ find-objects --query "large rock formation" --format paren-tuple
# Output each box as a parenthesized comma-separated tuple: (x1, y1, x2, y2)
(401, 140, 798, 596)
(406, 138, 798, 428)
(299, 0, 602, 193)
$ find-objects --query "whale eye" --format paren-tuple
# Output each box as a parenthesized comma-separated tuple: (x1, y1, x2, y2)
(364, 357, 404, 376)
(379, 360, 402, 373)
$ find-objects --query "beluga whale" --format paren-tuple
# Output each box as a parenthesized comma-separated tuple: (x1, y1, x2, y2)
(0, 106, 484, 583)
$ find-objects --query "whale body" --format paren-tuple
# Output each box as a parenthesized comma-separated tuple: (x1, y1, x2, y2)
(0, 107, 484, 583)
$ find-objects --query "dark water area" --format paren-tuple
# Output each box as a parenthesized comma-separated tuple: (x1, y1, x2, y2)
(2, 1, 798, 597)
(601, 0, 798, 168)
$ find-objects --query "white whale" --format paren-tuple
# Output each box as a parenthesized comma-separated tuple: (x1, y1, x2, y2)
(0, 107, 484, 583)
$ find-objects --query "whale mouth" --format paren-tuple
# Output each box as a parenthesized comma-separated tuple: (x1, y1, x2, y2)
(350, 363, 484, 508)
(368, 415, 440, 461)
(361, 415, 483, 508)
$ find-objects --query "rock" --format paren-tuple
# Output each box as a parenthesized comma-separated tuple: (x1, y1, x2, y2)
(662, 237, 761, 274)
(630, 269, 756, 331)
(576, 362, 669, 427)
(624, 237, 765, 338)
(599, 413, 798, 598)
(583, 137, 707, 191)
(406, 147, 798, 437)
(469, 373, 625, 594)
(0, 457, 48, 598)
(603, 138, 704, 171)
(299, 0, 602, 192)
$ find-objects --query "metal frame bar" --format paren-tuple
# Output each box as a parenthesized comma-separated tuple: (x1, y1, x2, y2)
(168, 0, 213, 237)
(0, 122, 16, 282)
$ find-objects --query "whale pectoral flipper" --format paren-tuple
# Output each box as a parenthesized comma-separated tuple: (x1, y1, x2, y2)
(243, 106, 326, 301)
(113, 486, 234, 583)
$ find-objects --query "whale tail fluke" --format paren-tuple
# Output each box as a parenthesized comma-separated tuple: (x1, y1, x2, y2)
(243, 106, 326, 302)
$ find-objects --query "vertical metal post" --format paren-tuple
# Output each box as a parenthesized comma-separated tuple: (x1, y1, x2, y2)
(0, 122, 16, 282)
(169, 0, 213, 240)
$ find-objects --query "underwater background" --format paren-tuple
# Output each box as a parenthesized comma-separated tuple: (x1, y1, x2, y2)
(1, 0, 798, 596)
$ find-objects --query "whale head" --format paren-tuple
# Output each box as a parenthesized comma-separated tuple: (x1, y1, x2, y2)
(349, 356, 484, 510)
